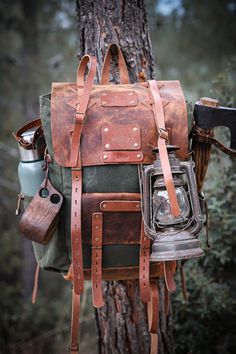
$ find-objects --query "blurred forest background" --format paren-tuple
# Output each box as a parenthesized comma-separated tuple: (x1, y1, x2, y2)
(0, 0, 236, 353)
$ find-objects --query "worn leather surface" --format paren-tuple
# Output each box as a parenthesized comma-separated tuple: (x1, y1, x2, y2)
(91, 213, 104, 308)
(139, 222, 151, 302)
(51, 81, 188, 167)
(19, 178, 63, 244)
(81, 193, 141, 245)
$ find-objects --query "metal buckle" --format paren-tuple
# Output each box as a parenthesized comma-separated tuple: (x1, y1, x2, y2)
(158, 127, 168, 140)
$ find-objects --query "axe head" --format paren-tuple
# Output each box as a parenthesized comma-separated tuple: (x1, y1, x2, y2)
(194, 100, 236, 150)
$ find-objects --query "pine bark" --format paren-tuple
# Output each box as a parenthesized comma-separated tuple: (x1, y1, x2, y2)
(76, 1, 174, 353)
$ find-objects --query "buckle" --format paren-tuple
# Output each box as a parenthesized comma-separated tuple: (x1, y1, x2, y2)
(158, 127, 168, 140)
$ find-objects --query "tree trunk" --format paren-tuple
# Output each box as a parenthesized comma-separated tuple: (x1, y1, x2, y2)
(76, 1, 174, 353)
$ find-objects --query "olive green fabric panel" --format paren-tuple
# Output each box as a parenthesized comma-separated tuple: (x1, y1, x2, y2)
(83, 244, 140, 268)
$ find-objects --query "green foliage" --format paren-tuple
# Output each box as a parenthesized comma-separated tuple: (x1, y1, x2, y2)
(172, 59, 236, 354)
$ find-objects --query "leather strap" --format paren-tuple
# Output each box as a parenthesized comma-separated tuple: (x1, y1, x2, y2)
(148, 281, 159, 354)
(70, 286, 80, 354)
(71, 168, 84, 295)
(70, 55, 97, 167)
(70, 55, 97, 295)
(12, 119, 43, 150)
(164, 282, 170, 316)
(180, 261, 188, 301)
(149, 80, 181, 217)
(139, 222, 151, 303)
(91, 212, 104, 308)
(101, 43, 130, 85)
(32, 263, 40, 304)
(163, 261, 176, 293)
(192, 127, 236, 157)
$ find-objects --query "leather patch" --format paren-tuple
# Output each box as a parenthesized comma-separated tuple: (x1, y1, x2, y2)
(102, 125, 141, 151)
(82, 193, 141, 245)
(100, 90, 138, 107)
(100, 200, 141, 212)
(102, 151, 144, 163)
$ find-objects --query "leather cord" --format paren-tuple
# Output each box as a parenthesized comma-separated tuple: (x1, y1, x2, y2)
(101, 43, 130, 85)
(148, 80, 181, 217)
(192, 127, 236, 157)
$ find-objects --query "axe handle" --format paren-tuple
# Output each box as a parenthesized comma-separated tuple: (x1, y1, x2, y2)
(192, 126, 214, 192)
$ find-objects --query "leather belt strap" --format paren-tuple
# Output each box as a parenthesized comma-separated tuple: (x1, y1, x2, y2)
(163, 261, 176, 293)
(71, 168, 84, 295)
(70, 55, 97, 295)
(91, 212, 104, 308)
(192, 127, 236, 157)
(149, 80, 180, 217)
(148, 281, 159, 354)
(101, 43, 130, 85)
(139, 221, 151, 303)
(70, 286, 80, 354)
(32, 263, 40, 304)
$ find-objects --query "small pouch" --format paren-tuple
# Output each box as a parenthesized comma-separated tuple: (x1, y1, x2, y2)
(19, 178, 63, 244)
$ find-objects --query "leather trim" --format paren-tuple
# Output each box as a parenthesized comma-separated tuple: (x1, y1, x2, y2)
(102, 151, 144, 163)
(100, 200, 141, 212)
(100, 90, 138, 107)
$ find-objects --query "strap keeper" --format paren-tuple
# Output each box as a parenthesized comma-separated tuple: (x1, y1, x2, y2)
(74, 112, 85, 124)
(158, 127, 168, 140)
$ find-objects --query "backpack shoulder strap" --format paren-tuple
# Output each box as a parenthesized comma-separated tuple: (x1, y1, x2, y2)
(148, 80, 180, 217)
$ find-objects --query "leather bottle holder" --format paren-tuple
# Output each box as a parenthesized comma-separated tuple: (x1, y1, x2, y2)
(19, 178, 63, 244)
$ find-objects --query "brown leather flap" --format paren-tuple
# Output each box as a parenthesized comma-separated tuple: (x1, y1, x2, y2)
(51, 81, 188, 167)
(81, 193, 141, 245)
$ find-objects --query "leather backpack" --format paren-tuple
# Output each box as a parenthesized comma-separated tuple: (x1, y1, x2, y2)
(20, 44, 193, 353)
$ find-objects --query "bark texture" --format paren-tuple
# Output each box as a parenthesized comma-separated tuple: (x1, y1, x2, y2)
(76, 1, 174, 353)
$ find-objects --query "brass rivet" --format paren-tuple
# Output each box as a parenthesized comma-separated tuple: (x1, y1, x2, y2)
(104, 128, 109, 132)
(103, 154, 108, 160)
(96, 226, 99, 230)
(137, 154, 142, 158)
(133, 127, 138, 132)
(105, 143, 110, 149)
(130, 100, 135, 104)
(95, 237, 99, 241)
(133, 142, 138, 147)
(136, 204, 140, 208)
(102, 101, 107, 105)
(144, 237, 147, 241)
(103, 203, 107, 208)
(129, 92, 134, 95)
(102, 93, 107, 96)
